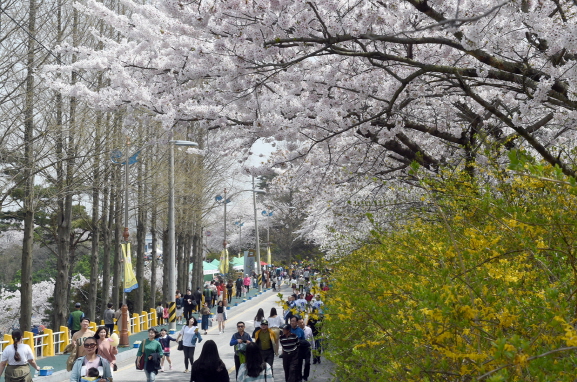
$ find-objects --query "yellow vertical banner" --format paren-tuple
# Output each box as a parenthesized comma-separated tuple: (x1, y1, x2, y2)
(122, 243, 139, 292)
(267, 246, 271, 266)
(219, 249, 229, 274)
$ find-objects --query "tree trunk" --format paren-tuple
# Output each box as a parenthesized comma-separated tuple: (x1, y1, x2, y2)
(162, 229, 169, 298)
(88, 107, 102, 322)
(135, 155, 145, 313)
(112, 164, 122, 309)
(177, 231, 184, 292)
(100, 154, 111, 315)
(19, 0, 37, 333)
(149, 154, 158, 308)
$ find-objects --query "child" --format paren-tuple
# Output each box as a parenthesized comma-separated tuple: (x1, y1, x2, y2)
(163, 303, 169, 325)
(80, 367, 100, 382)
(158, 328, 177, 371)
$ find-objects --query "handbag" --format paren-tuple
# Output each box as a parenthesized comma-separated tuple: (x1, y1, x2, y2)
(135, 342, 145, 370)
(177, 340, 183, 351)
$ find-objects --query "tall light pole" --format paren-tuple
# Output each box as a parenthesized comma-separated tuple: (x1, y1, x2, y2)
(168, 140, 198, 332)
(235, 220, 244, 258)
(252, 176, 265, 291)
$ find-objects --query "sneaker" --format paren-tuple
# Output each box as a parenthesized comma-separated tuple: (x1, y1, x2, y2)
(169, 365, 173, 370)
(183, 370, 188, 373)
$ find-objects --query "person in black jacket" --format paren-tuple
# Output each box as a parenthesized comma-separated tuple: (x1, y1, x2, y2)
(189, 340, 229, 382)
(235, 276, 243, 299)
(193, 288, 203, 312)
(183, 289, 196, 321)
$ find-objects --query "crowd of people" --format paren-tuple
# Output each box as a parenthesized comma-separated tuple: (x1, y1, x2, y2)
(0, 265, 327, 382)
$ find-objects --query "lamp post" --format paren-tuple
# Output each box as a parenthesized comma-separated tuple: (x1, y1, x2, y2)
(251, 176, 266, 291)
(234, 220, 244, 258)
(168, 140, 198, 333)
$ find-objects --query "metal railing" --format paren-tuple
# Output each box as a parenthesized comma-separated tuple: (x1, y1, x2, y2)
(32, 332, 48, 357)
(0, 339, 9, 356)
(53, 329, 66, 355)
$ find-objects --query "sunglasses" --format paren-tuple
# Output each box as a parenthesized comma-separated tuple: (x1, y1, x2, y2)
(84, 343, 97, 348)
(237, 325, 245, 328)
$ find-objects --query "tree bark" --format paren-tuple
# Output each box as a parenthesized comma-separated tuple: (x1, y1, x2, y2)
(19, 0, 37, 333)
(135, 155, 145, 314)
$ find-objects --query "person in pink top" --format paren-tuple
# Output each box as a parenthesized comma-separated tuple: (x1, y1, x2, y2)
(94, 327, 118, 373)
(243, 274, 251, 294)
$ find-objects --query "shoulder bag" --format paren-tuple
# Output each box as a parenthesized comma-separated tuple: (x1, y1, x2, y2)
(135, 341, 145, 370)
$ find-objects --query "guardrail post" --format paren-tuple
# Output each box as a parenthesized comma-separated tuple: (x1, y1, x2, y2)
(4, 334, 13, 345)
(150, 308, 157, 327)
(23, 331, 34, 358)
(43, 328, 55, 356)
(89, 322, 97, 332)
(141, 311, 148, 330)
(132, 313, 140, 334)
(59, 326, 70, 353)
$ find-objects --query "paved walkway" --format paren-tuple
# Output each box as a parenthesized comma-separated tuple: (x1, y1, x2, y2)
(1, 285, 284, 382)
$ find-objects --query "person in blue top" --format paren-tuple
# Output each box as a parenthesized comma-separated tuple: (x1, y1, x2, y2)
(289, 317, 305, 340)
(230, 321, 252, 379)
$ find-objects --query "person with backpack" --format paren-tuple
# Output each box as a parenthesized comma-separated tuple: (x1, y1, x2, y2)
(203, 285, 213, 309)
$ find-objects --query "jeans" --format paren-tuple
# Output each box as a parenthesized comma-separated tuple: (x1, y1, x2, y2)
(144, 369, 157, 382)
(183, 346, 196, 370)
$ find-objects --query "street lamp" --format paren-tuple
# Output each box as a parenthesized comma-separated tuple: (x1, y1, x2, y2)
(261, 210, 273, 266)
(234, 220, 244, 258)
(251, 176, 266, 292)
(168, 139, 198, 333)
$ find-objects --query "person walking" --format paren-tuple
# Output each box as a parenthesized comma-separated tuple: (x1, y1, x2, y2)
(183, 289, 196, 322)
(297, 318, 314, 381)
(69, 337, 112, 382)
(199, 303, 211, 335)
(189, 340, 229, 382)
(163, 304, 170, 325)
(235, 276, 243, 299)
(176, 292, 184, 324)
(94, 327, 118, 374)
(229, 321, 252, 379)
(158, 328, 177, 371)
(72, 318, 97, 358)
(267, 308, 283, 355)
(176, 317, 202, 373)
(136, 329, 163, 382)
(243, 274, 251, 294)
(103, 303, 115, 335)
(253, 320, 277, 368)
(0, 330, 40, 382)
(203, 285, 213, 309)
(252, 308, 265, 337)
(156, 303, 164, 325)
(236, 343, 274, 382)
(279, 325, 299, 382)
(68, 302, 85, 336)
(226, 280, 234, 304)
(193, 288, 203, 313)
(216, 300, 227, 334)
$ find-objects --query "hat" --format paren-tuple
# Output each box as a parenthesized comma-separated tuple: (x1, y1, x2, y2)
(261, 320, 269, 326)
(281, 324, 291, 331)
(75, 302, 81, 308)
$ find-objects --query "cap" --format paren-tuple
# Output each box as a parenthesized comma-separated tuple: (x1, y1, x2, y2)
(261, 320, 269, 326)
(281, 324, 291, 331)
(75, 302, 81, 308)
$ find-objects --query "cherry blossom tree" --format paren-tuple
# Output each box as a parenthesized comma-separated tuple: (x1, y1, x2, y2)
(43, 0, 577, 251)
